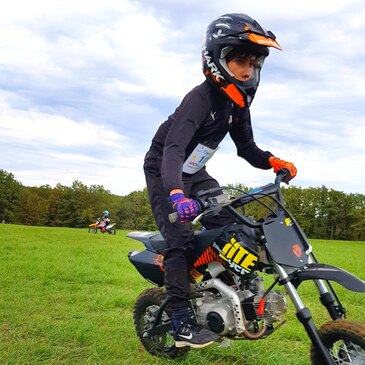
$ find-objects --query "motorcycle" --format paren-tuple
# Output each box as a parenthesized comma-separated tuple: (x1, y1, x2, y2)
(127, 171, 365, 364)
(88, 218, 117, 235)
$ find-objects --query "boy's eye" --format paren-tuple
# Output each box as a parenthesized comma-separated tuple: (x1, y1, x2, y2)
(236, 59, 247, 65)
(235, 59, 257, 68)
(234, 56, 257, 66)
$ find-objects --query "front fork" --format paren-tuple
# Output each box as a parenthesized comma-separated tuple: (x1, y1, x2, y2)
(274, 263, 336, 365)
(308, 255, 346, 320)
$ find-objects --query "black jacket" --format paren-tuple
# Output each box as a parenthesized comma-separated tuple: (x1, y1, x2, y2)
(145, 80, 272, 192)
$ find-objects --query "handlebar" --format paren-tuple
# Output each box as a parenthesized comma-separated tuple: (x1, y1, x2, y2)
(275, 168, 291, 185)
(168, 169, 291, 225)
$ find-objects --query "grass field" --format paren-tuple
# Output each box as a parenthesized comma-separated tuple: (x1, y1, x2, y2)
(0, 224, 364, 365)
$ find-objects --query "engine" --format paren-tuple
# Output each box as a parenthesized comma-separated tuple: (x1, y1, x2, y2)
(194, 291, 237, 335)
(193, 284, 287, 337)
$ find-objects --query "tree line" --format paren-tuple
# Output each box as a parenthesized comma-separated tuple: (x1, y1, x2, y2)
(1, 169, 364, 240)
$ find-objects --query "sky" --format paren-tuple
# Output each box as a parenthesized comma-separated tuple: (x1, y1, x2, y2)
(0, 0, 364, 196)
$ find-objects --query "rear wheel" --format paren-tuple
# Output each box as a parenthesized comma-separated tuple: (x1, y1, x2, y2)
(310, 320, 365, 364)
(133, 288, 189, 359)
(108, 228, 116, 235)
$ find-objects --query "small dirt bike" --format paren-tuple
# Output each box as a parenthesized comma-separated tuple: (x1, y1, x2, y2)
(127, 172, 365, 364)
(88, 219, 117, 235)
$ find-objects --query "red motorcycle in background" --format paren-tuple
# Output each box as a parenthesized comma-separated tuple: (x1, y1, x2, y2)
(88, 218, 117, 235)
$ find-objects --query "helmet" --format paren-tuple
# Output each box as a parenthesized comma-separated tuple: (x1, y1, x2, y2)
(202, 13, 281, 108)
(103, 210, 109, 217)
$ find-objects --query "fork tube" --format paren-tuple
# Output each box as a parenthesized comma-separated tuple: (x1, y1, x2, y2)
(308, 256, 345, 320)
(273, 263, 305, 311)
(274, 263, 335, 365)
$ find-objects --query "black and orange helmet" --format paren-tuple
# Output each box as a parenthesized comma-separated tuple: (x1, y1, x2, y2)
(202, 13, 281, 108)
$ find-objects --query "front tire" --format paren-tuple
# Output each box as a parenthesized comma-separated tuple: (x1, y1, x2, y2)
(89, 228, 97, 233)
(133, 288, 189, 359)
(310, 320, 365, 364)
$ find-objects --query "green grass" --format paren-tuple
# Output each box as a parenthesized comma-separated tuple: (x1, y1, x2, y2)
(0, 225, 364, 365)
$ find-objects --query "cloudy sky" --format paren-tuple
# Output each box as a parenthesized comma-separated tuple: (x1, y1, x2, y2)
(1, 0, 364, 196)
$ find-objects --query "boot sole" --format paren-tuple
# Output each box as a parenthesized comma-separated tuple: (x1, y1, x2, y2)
(175, 340, 214, 348)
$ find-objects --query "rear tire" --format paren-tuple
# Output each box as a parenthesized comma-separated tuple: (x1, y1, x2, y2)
(133, 288, 189, 359)
(108, 229, 116, 235)
(310, 319, 365, 364)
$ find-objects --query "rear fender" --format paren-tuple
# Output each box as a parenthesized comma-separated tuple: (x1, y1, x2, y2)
(127, 231, 166, 253)
(293, 263, 365, 292)
(128, 250, 165, 287)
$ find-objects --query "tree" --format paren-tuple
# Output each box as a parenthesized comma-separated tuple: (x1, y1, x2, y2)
(0, 169, 22, 223)
(19, 187, 48, 225)
(349, 198, 365, 241)
(283, 186, 321, 238)
(117, 188, 156, 230)
(1, 167, 364, 240)
(44, 184, 67, 227)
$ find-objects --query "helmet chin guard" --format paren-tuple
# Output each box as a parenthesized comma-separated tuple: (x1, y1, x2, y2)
(202, 13, 281, 108)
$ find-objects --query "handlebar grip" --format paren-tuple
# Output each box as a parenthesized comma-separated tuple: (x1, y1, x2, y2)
(275, 169, 290, 184)
(168, 212, 179, 224)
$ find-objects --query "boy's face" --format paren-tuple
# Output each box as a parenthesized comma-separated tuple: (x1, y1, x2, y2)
(226, 54, 257, 82)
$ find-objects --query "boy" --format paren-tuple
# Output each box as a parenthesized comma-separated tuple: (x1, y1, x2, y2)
(144, 13, 297, 348)
(99, 210, 110, 232)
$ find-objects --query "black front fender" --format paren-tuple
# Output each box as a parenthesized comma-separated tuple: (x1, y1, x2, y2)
(293, 263, 365, 292)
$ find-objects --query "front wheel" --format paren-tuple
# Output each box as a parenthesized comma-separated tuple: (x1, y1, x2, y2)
(310, 320, 365, 364)
(88, 227, 97, 234)
(133, 288, 189, 359)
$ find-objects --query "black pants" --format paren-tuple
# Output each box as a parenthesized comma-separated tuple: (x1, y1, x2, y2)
(144, 152, 235, 311)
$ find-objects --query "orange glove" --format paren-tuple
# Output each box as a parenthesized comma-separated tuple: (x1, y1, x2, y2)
(269, 156, 297, 181)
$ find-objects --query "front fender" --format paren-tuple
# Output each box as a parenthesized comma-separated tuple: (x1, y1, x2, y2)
(293, 263, 365, 292)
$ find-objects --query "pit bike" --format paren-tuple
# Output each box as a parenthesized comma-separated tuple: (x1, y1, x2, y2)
(127, 171, 365, 364)
(88, 218, 117, 235)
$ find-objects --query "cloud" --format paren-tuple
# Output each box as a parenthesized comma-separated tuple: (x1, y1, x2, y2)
(0, 94, 145, 195)
(0, 97, 125, 148)
(0, 0, 364, 195)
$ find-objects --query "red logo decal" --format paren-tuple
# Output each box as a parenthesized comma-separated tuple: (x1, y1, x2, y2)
(154, 254, 165, 272)
(292, 244, 302, 258)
